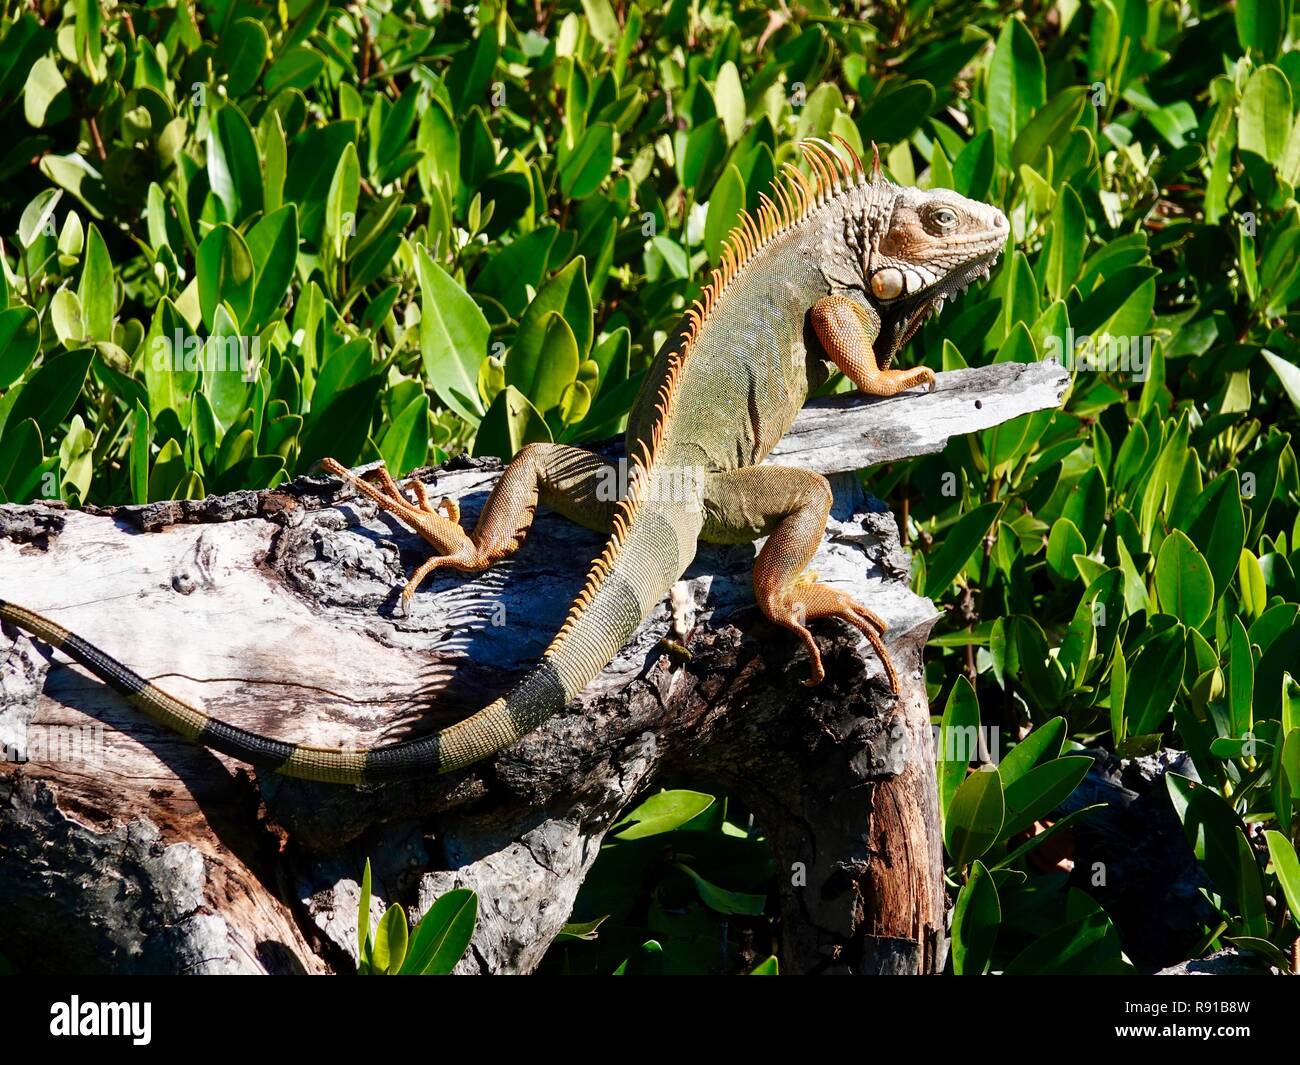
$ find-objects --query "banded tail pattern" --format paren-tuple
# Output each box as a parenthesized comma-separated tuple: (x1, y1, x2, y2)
(0, 497, 695, 782)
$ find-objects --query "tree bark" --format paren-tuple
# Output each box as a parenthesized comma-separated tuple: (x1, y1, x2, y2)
(0, 362, 1068, 974)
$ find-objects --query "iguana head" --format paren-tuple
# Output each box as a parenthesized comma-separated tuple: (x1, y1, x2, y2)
(866, 182, 1009, 364)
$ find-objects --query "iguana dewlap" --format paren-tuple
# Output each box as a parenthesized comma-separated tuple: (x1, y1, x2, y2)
(1, 139, 1007, 784)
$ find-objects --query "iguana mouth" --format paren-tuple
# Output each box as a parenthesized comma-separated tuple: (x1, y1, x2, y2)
(877, 249, 1002, 364)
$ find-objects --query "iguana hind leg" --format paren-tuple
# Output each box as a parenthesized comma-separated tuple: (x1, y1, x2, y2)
(811, 293, 936, 397)
(702, 465, 899, 692)
(323, 443, 614, 608)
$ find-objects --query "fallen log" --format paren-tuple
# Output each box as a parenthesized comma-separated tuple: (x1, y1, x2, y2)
(0, 361, 1069, 974)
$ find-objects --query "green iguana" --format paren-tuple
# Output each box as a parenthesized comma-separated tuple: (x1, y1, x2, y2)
(1, 138, 1007, 784)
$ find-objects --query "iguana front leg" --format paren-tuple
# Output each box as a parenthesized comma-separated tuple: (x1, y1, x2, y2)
(323, 443, 613, 608)
(702, 466, 900, 692)
(811, 293, 936, 397)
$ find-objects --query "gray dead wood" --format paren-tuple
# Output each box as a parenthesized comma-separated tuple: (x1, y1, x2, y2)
(0, 361, 1068, 974)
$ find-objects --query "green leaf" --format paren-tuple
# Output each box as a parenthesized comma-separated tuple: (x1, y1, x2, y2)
(559, 122, 614, 199)
(713, 61, 746, 143)
(297, 375, 382, 470)
(1046, 517, 1086, 581)
(1003, 894, 1128, 974)
(208, 104, 263, 223)
(1228, 615, 1254, 739)
(325, 141, 359, 258)
(416, 246, 488, 424)
(1012, 86, 1086, 173)
(0, 419, 45, 501)
(612, 790, 715, 840)
(142, 298, 198, 419)
(581, 0, 621, 46)
(74, 0, 103, 71)
(1239, 548, 1267, 620)
(507, 312, 578, 412)
(447, 29, 497, 114)
(944, 765, 1004, 868)
(952, 130, 995, 200)
(472, 384, 550, 459)
(202, 304, 252, 428)
(417, 97, 460, 197)
(0, 307, 40, 389)
(375, 393, 427, 476)
(555, 916, 608, 942)
(1126, 624, 1185, 736)
(312, 337, 373, 413)
(986, 19, 1045, 167)
(1184, 471, 1246, 602)
(1263, 351, 1300, 415)
(1166, 773, 1246, 906)
(218, 18, 271, 96)
(1234, 829, 1269, 938)
(1239, 65, 1292, 166)
(196, 224, 255, 331)
(283, 121, 355, 246)
(998, 717, 1067, 787)
(1043, 183, 1085, 301)
(1001, 755, 1092, 838)
(677, 117, 728, 196)
(264, 45, 325, 96)
(515, 256, 593, 367)
(371, 903, 409, 975)
(951, 860, 999, 975)
(923, 501, 1002, 596)
(50, 289, 84, 348)
(674, 863, 767, 916)
(473, 226, 556, 316)
(18, 188, 62, 250)
(24, 57, 69, 128)
(1265, 830, 1300, 930)
(705, 164, 745, 263)
(1273, 727, 1298, 840)
(376, 83, 421, 184)
(357, 858, 373, 969)
(245, 204, 299, 331)
(77, 224, 113, 342)
(1154, 530, 1213, 628)
(8, 348, 92, 436)
(1236, 0, 1285, 59)
(937, 675, 980, 822)
(399, 889, 478, 975)
(857, 79, 936, 144)
(129, 402, 151, 505)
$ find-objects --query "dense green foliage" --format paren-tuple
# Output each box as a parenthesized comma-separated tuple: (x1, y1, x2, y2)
(3, 0, 1299, 974)
(355, 860, 478, 974)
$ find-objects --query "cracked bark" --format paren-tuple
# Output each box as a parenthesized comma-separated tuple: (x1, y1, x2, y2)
(0, 362, 1068, 974)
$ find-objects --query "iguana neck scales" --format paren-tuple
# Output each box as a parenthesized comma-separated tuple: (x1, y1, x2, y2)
(1, 138, 1007, 784)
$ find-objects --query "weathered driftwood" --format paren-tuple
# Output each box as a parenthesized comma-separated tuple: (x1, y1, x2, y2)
(0, 361, 1068, 974)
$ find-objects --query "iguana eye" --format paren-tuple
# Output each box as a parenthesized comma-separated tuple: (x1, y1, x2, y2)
(930, 207, 959, 231)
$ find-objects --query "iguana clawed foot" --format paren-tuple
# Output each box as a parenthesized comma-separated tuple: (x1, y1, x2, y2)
(321, 458, 489, 611)
(762, 580, 899, 692)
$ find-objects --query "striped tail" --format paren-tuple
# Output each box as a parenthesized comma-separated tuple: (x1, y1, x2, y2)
(0, 504, 697, 785)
